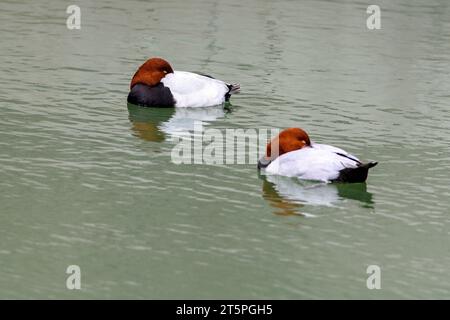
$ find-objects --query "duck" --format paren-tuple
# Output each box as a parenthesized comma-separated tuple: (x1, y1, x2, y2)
(258, 128, 377, 183)
(127, 57, 240, 108)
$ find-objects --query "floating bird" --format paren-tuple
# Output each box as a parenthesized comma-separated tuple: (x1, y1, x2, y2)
(127, 57, 240, 108)
(258, 128, 377, 183)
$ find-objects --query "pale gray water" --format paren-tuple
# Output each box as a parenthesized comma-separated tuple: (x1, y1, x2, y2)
(1, 0, 450, 299)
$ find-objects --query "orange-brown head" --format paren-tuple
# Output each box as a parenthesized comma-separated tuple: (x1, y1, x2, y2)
(258, 128, 311, 168)
(130, 57, 174, 89)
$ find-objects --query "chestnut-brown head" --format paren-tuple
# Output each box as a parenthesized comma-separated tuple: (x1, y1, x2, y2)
(130, 57, 174, 89)
(258, 128, 311, 168)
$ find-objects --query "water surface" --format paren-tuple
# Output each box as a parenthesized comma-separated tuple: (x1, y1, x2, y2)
(1, 0, 450, 298)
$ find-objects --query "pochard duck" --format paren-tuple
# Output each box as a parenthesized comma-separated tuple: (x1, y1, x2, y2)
(127, 57, 240, 108)
(258, 128, 377, 183)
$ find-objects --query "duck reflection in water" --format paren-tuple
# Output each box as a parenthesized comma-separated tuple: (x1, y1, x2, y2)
(260, 174, 374, 216)
(127, 103, 229, 142)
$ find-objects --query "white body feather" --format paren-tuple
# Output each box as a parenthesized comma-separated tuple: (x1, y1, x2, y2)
(161, 71, 229, 108)
(264, 143, 361, 182)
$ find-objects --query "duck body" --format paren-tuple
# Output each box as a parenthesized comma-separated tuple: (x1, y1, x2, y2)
(264, 143, 376, 183)
(127, 58, 239, 108)
(258, 128, 377, 183)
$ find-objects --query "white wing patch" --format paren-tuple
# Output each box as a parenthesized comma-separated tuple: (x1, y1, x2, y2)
(265, 143, 360, 182)
(161, 71, 229, 108)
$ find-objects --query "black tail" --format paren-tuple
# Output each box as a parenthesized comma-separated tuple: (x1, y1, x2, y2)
(225, 83, 240, 101)
(333, 161, 378, 183)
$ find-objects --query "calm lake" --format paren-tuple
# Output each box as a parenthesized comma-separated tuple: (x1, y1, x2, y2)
(1, 0, 449, 299)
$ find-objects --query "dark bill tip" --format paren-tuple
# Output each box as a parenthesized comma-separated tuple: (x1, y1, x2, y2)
(257, 157, 272, 169)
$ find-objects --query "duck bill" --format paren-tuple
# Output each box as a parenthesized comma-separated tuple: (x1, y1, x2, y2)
(257, 156, 272, 169)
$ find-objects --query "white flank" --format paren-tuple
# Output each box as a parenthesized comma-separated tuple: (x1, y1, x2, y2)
(161, 71, 229, 108)
(265, 143, 360, 182)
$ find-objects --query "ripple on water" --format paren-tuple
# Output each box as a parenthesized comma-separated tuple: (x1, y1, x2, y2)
(0, 0, 450, 299)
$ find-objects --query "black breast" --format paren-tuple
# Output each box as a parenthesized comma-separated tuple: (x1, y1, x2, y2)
(127, 83, 175, 107)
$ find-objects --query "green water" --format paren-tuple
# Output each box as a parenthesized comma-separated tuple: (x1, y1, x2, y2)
(1, 0, 449, 299)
